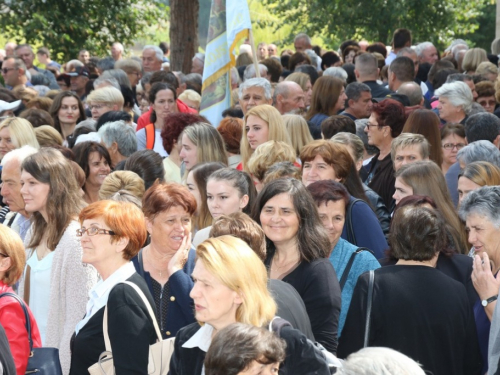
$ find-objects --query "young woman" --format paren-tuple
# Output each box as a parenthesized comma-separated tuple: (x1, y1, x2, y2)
(192, 168, 256, 247)
(48, 91, 86, 143)
(73, 141, 111, 204)
(239, 104, 290, 173)
(136, 82, 179, 157)
(18, 148, 98, 374)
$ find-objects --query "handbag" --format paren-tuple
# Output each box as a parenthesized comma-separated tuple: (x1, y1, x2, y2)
(88, 281, 175, 375)
(363, 270, 375, 347)
(0, 292, 62, 375)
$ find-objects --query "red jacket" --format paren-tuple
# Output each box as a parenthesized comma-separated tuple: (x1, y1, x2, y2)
(0, 282, 42, 375)
(136, 99, 198, 131)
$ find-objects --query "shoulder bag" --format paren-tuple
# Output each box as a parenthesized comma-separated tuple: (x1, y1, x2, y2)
(364, 270, 375, 347)
(339, 247, 370, 291)
(0, 292, 62, 375)
(88, 281, 175, 375)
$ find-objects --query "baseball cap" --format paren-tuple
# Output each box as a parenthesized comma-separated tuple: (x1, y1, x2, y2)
(63, 66, 90, 78)
(0, 100, 21, 113)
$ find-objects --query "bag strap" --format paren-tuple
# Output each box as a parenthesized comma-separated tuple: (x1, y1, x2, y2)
(346, 199, 363, 245)
(0, 292, 33, 352)
(24, 265, 31, 307)
(136, 249, 145, 278)
(268, 316, 292, 337)
(364, 270, 375, 347)
(339, 247, 368, 290)
(102, 281, 162, 352)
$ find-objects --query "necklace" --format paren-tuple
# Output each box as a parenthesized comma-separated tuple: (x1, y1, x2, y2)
(145, 247, 171, 278)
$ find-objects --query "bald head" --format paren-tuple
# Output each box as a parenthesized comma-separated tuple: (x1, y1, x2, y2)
(397, 81, 423, 106)
(273, 81, 305, 114)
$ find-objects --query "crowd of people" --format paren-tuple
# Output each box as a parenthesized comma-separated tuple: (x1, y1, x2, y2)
(1, 28, 500, 374)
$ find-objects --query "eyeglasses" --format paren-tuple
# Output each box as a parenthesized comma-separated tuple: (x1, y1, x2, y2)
(89, 104, 109, 110)
(442, 143, 466, 150)
(365, 123, 383, 130)
(1, 68, 16, 74)
(76, 226, 116, 237)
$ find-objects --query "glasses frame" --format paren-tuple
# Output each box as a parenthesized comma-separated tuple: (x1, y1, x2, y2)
(1, 68, 16, 74)
(442, 143, 466, 150)
(76, 227, 116, 237)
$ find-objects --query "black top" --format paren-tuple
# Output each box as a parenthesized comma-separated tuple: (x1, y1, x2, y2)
(268, 279, 315, 341)
(69, 273, 158, 375)
(0, 323, 16, 375)
(361, 80, 393, 98)
(265, 251, 341, 354)
(364, 152, 396, 212)
(338, 265, 482, 375)
(169, 322, 331, 375)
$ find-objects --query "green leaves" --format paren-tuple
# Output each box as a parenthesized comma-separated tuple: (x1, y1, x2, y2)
(0, 0, 164, 60)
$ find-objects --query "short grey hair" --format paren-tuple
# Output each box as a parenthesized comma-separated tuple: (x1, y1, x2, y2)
(456, 140, 500, 168)
(304, 49, 319, 68)
(101, 69, 131, 89)
(98, 120, 137, 157)
(1, 145, 37, 167)
(273, 81, 301, 103)
(338, 347, 426, 375)
(238, 77, 272, 100)
(446, 73, 473, 84)
(93, 77, 121, 90)
(230, 67, 240, 87)
(243, 64, 268, 81)
(193, 52, 205, 63)
(435, 81, 473, 115)
(323, 67, 348, 82)
(396, 82, 422, 106)
(415, 42, 435, 57)
(143, 45, 163, 62)
(96, 56, 115, 72)
(355, 119, 379, 156)
(459, 186, 500, 228)
(294, 33, 312, 46)
(345, 82, 371, 102)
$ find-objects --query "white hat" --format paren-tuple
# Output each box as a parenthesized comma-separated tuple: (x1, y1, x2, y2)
(0, 100, 21, 113)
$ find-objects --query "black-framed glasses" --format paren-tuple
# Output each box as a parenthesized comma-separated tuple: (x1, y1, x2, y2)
(442, 143, 466, 150)
(76, 227, 115, 237)
(1, 68, 15, 74)
(365, 123, 383, 130)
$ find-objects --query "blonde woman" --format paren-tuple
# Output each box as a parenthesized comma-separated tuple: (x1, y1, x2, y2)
(0, 117, 39, 161)
(169, 236, 331, 375)
(239, 104, 291, 172)
(283, 114, 313, 158)
(98, 171, 146, 201)
(178, 89, 201, 112)
(34, 125, 64, 147)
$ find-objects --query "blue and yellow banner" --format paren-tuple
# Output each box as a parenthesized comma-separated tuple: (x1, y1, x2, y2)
(200, 0, 252, 127)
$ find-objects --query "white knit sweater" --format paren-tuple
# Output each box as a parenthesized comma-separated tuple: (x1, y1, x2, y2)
(19, 220, 99, 375)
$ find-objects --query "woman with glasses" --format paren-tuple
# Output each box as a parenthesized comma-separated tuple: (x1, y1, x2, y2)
(17, 148, 98, 374)
(0, 225, 42, 374)
(48, 91, 86, 144)
(70, 200, 159, 375)
(441, 123, 467, 174)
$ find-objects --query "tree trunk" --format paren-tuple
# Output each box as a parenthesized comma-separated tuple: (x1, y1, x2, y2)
(170, 0, 199, 73)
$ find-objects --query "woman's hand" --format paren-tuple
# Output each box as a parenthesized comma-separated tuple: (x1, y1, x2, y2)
(472, 253, 500, 299)
(168, 232, 192, 277)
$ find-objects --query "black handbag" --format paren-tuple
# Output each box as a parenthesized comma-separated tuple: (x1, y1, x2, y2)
(0, 292, 62, 375)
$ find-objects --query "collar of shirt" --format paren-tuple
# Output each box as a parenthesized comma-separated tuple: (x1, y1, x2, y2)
(13, 214, 31, 241)
(182, 323, 214, 352)
(75, 261, 136, 334)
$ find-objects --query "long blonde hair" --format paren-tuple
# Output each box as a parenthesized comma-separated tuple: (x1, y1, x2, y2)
(0, 117, 40, 150)
(283, 114, 313, 156)
(196, 236, 276, 327)
(241, 105, 290, 173)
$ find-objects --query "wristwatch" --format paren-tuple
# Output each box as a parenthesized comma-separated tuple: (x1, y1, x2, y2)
(482, 295, 498, 307)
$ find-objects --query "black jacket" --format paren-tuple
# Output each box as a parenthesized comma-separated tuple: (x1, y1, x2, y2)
(362, 184, 390, 238)
(169, 322, 331, 375)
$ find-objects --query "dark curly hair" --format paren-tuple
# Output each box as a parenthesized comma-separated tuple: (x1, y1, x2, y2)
(371, 99, 406, 138)
(161, 112, 208, 153)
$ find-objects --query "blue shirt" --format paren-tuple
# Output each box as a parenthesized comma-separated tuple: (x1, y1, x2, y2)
(329, 238, 380, 335)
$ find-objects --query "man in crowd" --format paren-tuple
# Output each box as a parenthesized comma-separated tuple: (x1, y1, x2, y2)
(191, 53, 205, 75)
(416, 42, 439, 65)
(78, 49, 90, 64)
(15, 44, 59, 89)
(355, 53, 393, 97)
(1, 58, 31, 89)
(257, 42, 268, 61)
(396, 82, 424, 107)
(273, 81, 305, 115)
(98, 121, 137, 168)
(0, 146, 38, 241)
(36, 47, 61, 71)
(64, 66, 90, 101)
(111, 42, 124, 61)
(4, 42, 17, 58)
(388, 56, 415, 92)
(340, 82, 373, 120)
(386, 28, 412, 65)
(142, 45, 163, 73)
(238, 77, 272, 115)
(294, 33, 313, 53)
(159, 42, 170, 62)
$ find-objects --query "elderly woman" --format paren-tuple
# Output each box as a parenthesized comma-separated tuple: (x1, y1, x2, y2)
(458, 161, 500, 205)
(0, 225, 42, 374)
(363, 99, 406, 211)
(459, 186, 500, 373)
(169, 236, 331, 375)
(338, 205, 482, 375)
(132, 182, 197, 340)
(435, 81, 473, 124)
(18, 148, 98, 374)
(69, 200, 159, 374)
(307, 180, 380, 336)
(252, 178, 341, 353)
